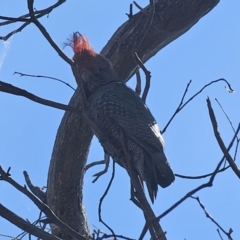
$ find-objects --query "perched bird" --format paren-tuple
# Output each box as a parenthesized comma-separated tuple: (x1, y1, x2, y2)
(68, 32, 175, 203)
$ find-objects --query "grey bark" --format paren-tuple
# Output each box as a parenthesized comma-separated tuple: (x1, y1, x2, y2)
(46, 0, 219, 238)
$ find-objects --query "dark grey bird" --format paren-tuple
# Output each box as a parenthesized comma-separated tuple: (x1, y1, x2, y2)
(69, 32, 175, 203)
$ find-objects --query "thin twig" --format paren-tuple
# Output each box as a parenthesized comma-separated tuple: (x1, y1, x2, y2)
(0, 0, 66, 40)
(139, 123, 240, 240)
(98, 233, 135, 240)
(191, 196, 233, 240)
(0, 0, 65, 26)
(214, 97, 240, 164)
(133, 1, 148, 15)
(134, 52, 151, 103)
(23, 171, 46, 203)
(135, 69, 141, 96)
(98, 161, 116, 238)
(175, 165, 230, 179)
(0, 16, 30, 22)
(162, 78, 234, 134)
(0, 166, 88, 240)
(217, 229, 224, 240)
(126, 3, 133, 19)
(119, 130, 165, 240)
(14, 71, 75, 91)
(207, 98, 240, 178)
(27, 0, 72, 65)
(0, 233, 21, 239)
(0, 22, 30, 41)
(0, 80, 79, 113)
(215, 98, 237, 137)
(0, 204, 60, 240)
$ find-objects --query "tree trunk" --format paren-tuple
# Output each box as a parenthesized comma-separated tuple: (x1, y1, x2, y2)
(46, 0, 219, 238)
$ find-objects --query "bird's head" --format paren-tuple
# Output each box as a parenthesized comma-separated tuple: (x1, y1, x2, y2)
(67, 32, 119, 94)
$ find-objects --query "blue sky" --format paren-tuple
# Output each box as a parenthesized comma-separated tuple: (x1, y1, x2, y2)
(0, 1, 240, 239)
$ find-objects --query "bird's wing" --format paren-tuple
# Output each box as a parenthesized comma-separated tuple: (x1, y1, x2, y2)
(88, 82, 165, 151)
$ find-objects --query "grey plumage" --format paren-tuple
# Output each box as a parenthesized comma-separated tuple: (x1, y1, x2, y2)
(87, 81, 175, 202)
(69, 32, 174, 203)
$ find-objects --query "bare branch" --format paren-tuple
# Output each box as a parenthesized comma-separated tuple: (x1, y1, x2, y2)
(139, 123, 240, 240)
(191, 196, 233, 240)
(207, 98, 240, 178)
(0, 204, 61, 240)
(162, 78, 234, 134)
(217, 229, 224, 240)
(0, 166, 88, 240)
(126, 3, 133, 19)
(0, 0, 66, 40)
(119, 131, 166, 240)
(0, 22, 30, 41)
(0, 233, 21, 240)
(98, 161, 116, 237)
(135, 70, 141, 96)
(133, 1, 148, 15)
(0, 80, 78, 113)
(134, 52, 151, 103)
(0, 16, 29, 23)
(215, 98, 238, 137)
(27, 0, 72, 65)
(23, 171, 46, 203)
(14, 71, 75, 91)
(175, 165, 230, 179)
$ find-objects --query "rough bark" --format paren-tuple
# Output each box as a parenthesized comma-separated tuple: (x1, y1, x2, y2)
(46, 0, 219, 238)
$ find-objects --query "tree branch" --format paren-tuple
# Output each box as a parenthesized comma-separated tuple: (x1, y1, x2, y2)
(0, 204, 61, 240)
(27, 0, 72, 65)
(207, 98, 240, 178)
(0, 80, 78, 113)
(139, 123, 240, 240)
(191, 196, 233, 240)
(14, 71, 75, 91)
(0, 166, 88, 240)
(162, 78, 234, 134)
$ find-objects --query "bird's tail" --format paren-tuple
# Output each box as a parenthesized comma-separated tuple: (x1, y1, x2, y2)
(144, 151, 175, 203)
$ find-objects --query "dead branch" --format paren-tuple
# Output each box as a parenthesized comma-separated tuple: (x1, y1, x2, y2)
(14, 71, 75, 91)
(191, 196, 233, 240)
(207, 98, 240, 178)
(23, 171, 46, 203)
(0, 80, 78, 113)
(135, 70, 141, 96)
(0, 0, 222, 237)
(119, 131, 166, 240)
(0, 22, 30, 41)
(175, 165, 230, 179)
(27, 0, 72, 65)
(215, 98, 236, 134)
(0, 166, 88, 240)
(0, 204, 60, 240)
(133, 2, 148, 15)
(98, 161, 116, 237)
(126, 3, 133, 19)
(139, 123, 240, 240)
(134, 52, 151, 103)
(162, 78, 234, 134)
(0, 0, 66, 41)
